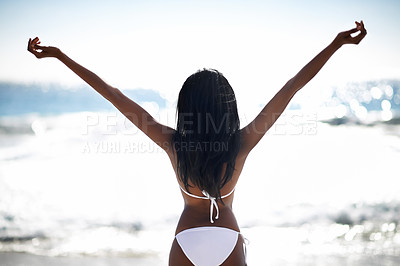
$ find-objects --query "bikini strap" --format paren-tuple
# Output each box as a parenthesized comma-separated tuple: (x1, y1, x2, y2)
(179, 186, 236, 223)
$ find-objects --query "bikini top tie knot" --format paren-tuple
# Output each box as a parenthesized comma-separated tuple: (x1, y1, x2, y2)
(201, 190, 219, 223)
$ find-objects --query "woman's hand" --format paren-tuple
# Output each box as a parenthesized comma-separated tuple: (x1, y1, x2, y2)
(27, 37, 61, 59)
(334, 20, 367, 47)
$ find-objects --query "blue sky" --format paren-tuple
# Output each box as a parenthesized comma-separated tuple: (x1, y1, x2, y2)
(1, 0, 399, 106)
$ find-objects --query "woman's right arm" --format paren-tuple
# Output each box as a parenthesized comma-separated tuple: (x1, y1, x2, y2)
(27, 37, 175, 153)
(238, 21, 367, 159)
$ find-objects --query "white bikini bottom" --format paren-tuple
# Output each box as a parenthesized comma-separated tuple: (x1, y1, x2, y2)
(175, 226, 246, 266)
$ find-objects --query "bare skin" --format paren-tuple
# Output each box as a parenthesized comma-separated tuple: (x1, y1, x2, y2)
(28, 21, 366, 265)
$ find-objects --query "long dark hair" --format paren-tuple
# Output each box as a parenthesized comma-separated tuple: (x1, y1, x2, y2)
(173, 69, 241, 201)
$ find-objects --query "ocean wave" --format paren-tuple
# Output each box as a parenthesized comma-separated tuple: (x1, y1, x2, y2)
(0, 117, 35, 135)
(316, 79, 400, 125)
(0, 221, 168, 258)
(1, 201, 399, 257)
(268, 201, 400, 227)
(2, 79, 400, 125)
(0, 82, 166, 117)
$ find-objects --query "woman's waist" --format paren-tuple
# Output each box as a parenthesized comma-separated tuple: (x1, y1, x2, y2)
(175, 206, 240, 234)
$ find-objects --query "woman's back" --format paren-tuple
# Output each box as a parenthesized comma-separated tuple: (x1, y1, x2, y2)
(168, 152, 248, 265)
(168, 79, 250, 264)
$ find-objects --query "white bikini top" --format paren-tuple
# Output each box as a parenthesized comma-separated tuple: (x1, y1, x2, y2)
(179, 185, 235, 223)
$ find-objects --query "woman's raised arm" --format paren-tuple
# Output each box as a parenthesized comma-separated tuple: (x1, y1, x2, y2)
(27, 37, 175, 153)
(239, 21, 367, 157)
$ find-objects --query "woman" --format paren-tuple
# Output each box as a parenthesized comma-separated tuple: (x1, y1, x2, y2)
(28, 21, 366, 265)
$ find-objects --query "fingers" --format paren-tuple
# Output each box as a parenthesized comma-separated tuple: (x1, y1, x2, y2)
(27, 38, 31, 51)
(29, 37, 45, 50)
(28, 37, 39, 50)
(34, 44, 45, 50)
(31, 37, 40, 46)
(355, 20, 366, 33)
(344, 20, 366, 45)
(351, 28, 367, 44)
(352, 34, 363, 44)
(27, 36, 44, 58)
(343, 27, 358, 35)
(31, 37, 41, 47)
(355, 21, 361, 30)
(360, 20, 367, 34)
(27, 38, 36, 54)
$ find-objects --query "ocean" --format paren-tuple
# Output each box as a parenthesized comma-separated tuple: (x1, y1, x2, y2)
(0, 80, 400, 265)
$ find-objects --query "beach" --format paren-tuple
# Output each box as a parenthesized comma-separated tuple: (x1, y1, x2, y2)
(2, 251, 398, 266)
(1, 81, 400, 265)
(0, 252, 165, 266)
